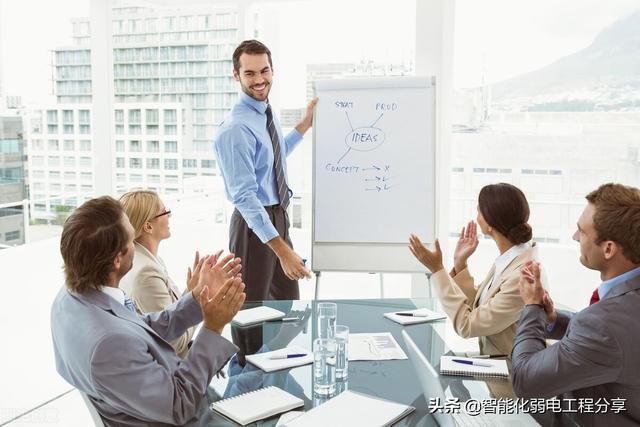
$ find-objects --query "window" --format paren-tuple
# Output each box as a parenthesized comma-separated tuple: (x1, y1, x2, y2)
(164, 141, 177, 152)
(64, 156, 76, 167)
(79, 110, 90, 124)
(165, 174, 179, 184)
(164, 125, 177, 135)
(79, 140, 91, 151)
(148, 174, 160, 183)
(130, 158, 142, 169)
(116, 173, 126, 182)
(63, 140, 75, 151)
(129, 140, 141, 152)
(146, 109, 159, 124)
(79, 157, 92, 167)
(80, 172, 92, 181)
(5, 231, 20, 241)
(164, 109, 177, 123)
(47, 110, 58, 124)
(115, 109, 124, 123)
(49, 171, 61, 180)
(183, 159, 197, 168)
(116, 140, 125, 152)
(147, 140, 159, 152)
(201, 159, 216, 169)
(116, 157, 125, 168)
(48, 139, 59, 151)
(64, 171, 76, 180)
(48, 156, 60, 167)
(31, 139, 43, 150)
(146, 158, 160, 169)
(129, 174, 143, 183)
(164, 159, 178, 170)
(129, 109, 141, 124)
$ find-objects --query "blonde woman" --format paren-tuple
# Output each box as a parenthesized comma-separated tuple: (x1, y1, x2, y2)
(119, 190, 204, 358)
(409, 183, 545, 357)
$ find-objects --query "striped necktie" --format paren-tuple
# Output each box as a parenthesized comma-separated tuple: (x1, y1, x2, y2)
(265, 104, 290, 209)
(124, 295, 137, 314)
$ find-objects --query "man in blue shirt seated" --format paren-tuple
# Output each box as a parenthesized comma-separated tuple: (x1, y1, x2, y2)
(513, 183, 640, 427)
(214, 39, 317, 301)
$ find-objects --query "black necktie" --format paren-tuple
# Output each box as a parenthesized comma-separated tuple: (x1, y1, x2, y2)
(265, 104, 290, 209)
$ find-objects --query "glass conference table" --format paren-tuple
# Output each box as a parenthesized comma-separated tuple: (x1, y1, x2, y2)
(197, 298, 567, 426)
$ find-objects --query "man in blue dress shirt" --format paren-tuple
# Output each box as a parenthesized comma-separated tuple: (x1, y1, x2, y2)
(214, 39, 317, 301)
(513, 183, 640, 426)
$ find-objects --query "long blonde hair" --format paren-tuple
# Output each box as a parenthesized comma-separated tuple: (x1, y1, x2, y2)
(119, 190, 163, 241)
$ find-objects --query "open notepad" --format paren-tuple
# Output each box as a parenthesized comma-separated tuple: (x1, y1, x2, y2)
(231, 306, 285, 326)
(245, 345, 313, 372)
(210, 386, 303, 426)
(384, 308, 447, 325)
(440, 356, 509, 379)
(282, 390, 414, 427)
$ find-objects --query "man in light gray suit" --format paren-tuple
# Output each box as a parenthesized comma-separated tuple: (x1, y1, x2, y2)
(51, 196, 246, 426)
(512, 183, 640, 426)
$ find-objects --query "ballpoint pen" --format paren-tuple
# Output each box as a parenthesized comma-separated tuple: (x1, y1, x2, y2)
(265, 317, 300, 322)
(395, 312, 429, 317)
(452, 358, 492, 367)
(268, 353, 307, 360)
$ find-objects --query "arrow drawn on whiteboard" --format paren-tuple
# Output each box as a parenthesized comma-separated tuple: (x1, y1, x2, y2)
(384, 184, 392, 190)
(365, 176, 381, 182)
(365, 186, 382, 192)
(363, 165, 381, 171)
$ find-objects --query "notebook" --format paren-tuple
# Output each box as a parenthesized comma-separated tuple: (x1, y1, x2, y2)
(440, 355, 509, 379)
(232, 306, 285, 326)
(210, 386, 304, 426)
(384, 308, 447, 325)
(245, 345, 313, 372)
(282, 390, 414, 427)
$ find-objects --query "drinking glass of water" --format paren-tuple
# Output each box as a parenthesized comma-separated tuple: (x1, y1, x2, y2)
(335, 325, 349, 379)
(316, 302, 337, 339)
(313, 338, 337, 396)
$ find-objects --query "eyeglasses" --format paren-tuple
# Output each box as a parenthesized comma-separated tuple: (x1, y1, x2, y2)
(151, 208, 171, 220)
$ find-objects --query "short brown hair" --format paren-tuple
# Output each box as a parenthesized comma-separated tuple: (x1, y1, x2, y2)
(232, 39, 273, 72)
(119, 190, 163, 241)
(586, 183, 640, 264)
(60, 196, 129, 293)
(478, 183, 532, 245)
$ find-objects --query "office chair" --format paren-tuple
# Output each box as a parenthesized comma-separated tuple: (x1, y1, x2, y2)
(79, 391, 106, 427)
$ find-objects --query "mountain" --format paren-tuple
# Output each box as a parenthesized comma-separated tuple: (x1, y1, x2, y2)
(490, 10, 640, 112)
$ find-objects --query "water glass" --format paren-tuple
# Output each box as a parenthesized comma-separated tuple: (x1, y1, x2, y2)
(335, 325, 349, 379)
(317, 302, 337, 339)
(313, 338, 337, 395)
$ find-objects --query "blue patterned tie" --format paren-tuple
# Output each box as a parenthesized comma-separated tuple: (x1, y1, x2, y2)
(124, 295, 137, 314)
(265, 104, 290, 209)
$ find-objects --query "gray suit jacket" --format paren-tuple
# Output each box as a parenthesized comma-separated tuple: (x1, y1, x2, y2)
(512, 274, 640, 426)
(51, 286, 238, 426)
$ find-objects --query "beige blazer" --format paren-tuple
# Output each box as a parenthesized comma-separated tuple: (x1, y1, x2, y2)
(431, 245, 543, 358)
(120, 242, 195, 358)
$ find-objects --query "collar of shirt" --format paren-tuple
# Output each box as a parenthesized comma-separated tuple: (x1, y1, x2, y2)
(494, 241, 531, 277)
(100, 285, 125, 306)
(239, 91, 268, 115)
(598, 265, 640, 299)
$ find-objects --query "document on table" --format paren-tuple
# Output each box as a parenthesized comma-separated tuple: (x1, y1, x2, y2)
(384, 308, 447, 325)
(245, 345, 313, 373)
(348, 332, 408, 361)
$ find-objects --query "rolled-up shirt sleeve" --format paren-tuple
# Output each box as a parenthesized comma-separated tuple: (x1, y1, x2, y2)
(215, 124, 278, 243)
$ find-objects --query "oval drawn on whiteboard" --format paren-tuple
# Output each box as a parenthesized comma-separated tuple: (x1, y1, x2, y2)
(345, 127, 385, 152)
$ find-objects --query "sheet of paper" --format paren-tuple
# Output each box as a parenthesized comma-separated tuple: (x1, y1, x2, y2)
(245, 345, 313, 372)
(383, 308, 447, 325)
(348, 332, 407, 361)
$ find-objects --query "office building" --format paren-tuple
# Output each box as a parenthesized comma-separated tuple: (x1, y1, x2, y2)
(0, 114, 27, 247)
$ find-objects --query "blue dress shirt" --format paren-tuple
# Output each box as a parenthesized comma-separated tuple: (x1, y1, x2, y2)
(214, 92, 303, 243)
(546, 265, 640, 333)
(597, 265, 640, 299)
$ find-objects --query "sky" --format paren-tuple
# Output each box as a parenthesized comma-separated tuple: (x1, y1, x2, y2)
(1, 0, 638, 105)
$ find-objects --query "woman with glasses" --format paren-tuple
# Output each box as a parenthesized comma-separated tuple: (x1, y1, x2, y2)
(119, 190, 203, 358)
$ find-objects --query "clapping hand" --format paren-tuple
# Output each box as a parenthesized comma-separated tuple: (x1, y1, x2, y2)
(409, 234, 445, 273)
(186, 250, 205, 291)
(192, 251, 242, 301)
(198, 277, 246, 334)
(518, 261, 546, 306)
(453, 221, 479, 274)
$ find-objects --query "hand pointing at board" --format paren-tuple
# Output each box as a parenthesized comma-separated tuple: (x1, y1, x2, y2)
(295, 97, 319, 135)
